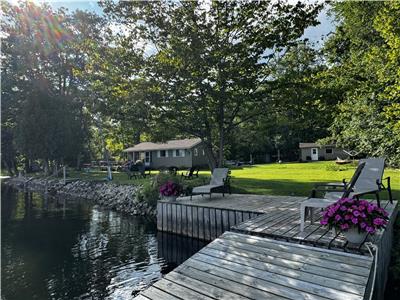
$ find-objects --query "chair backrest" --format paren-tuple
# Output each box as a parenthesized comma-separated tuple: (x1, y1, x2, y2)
(354, 158, 385, 193)
(342, 162, 366, 198)
(210, 168, 229, 186)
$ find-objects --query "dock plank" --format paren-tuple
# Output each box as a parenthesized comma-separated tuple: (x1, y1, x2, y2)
(154, 277, 215, 300)
(166, 271, 250, 300)
(134, 231, 373, 300)
(192, 253, 363, 300)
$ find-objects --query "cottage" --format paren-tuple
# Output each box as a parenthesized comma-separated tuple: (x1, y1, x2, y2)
(123, 138, 208, 169)
(299, 142, 347, 161)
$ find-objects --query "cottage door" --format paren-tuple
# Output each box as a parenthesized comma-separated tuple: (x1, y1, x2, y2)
(145, 151, 151, 167)
(311, 148, 319, 161)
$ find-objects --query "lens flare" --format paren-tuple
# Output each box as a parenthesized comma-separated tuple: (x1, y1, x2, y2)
(13, 1, 72, 56)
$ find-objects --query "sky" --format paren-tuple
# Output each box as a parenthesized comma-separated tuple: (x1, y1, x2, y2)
(6, 0, 336, 45)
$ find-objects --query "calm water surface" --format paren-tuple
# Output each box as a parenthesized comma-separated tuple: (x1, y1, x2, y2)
(1, 186, 205, 300)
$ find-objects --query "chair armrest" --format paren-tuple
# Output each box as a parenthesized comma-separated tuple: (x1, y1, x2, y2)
(377, 176, 390, 187)
(313, 183, 348, 189)
(223, 176, 231, 186)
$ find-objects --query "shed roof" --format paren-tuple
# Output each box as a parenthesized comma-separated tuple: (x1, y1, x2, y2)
(123, 138, 202, 152)
(299, 142, 336, 149)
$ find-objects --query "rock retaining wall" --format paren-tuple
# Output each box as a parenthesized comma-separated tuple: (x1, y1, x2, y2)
(4, 177, 156, 217)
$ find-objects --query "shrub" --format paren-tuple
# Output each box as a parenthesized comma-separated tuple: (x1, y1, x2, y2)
(154, 172, 180, 188)
(181, 177, 208, 195)
(136, 181, 159, 208)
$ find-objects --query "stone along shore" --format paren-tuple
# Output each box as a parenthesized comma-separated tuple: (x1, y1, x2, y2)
(4, 177, 156, 217)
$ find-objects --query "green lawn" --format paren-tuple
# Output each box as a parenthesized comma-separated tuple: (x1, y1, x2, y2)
(66, 161, 399, 200)
(230, 161, 400, 199)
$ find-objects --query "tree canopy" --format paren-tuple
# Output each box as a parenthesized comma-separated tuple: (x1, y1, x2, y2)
(2, 0, 399, 173)
(1, 1, 106, 173)
(100, 0, 322, 168)
(323, 1, 400, 166)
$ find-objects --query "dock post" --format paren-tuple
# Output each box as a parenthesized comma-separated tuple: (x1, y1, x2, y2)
(63, 166, 66, 185)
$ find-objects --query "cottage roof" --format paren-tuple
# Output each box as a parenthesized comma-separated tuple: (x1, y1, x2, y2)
(123, 138, 202, 152)
(299, 142, 336, 149)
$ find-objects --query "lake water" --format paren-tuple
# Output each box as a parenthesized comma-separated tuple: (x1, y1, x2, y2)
(1, 186, 206, 300)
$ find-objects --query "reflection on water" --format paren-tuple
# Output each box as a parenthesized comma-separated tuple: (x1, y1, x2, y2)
(1, 186, 206, 300)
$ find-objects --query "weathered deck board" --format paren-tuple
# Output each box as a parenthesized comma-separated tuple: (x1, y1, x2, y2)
(232, 199, 398, 254)
(157, 194, 304, 240)
(134, 232, 373, 300)
(157, 194, 397, 299)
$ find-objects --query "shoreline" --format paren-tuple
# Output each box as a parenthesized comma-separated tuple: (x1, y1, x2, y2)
(3, 176, 157, 218)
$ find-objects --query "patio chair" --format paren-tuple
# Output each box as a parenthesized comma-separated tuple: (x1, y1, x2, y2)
(190, 168, 230, 200)
(322, 158, 392, 207)
(300, 162, 366, 232)
(181, 166, 199, 180)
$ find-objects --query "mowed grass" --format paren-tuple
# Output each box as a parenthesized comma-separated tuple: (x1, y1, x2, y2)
(41, 161, 399, 199)
(229, 161, 399, 199)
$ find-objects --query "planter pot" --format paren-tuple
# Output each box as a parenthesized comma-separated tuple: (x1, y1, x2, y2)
(163, 196, 177, 202)
(343, 227, 368, 244)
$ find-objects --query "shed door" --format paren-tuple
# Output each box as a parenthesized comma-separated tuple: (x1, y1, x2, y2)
(311, 148, 319, 161)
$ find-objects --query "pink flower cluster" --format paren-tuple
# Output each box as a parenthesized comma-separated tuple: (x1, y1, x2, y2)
(159, 180, 182, 197)
(320, 198, 389, 234)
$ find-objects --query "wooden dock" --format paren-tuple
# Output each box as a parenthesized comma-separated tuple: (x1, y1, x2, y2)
(153, 195, 398, 299)
(135, 231, 374, 300)
(157, 194, 306, 240)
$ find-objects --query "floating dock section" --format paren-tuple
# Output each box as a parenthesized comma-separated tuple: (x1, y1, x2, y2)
(135, 231, 374, 300)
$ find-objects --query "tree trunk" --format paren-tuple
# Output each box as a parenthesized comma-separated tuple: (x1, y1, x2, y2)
(218, 128, 224, 167)
(12, 158, 18, 175)
(133, 131, 141, 144)
(43, 159, 49, 176)
(25, 159, 30, 174)
(76, 153, 81, 170)
(53, 162, 58, 177)
(4, 161, 13, 176)
(218, 101, 225, 167)
(202, 140, 217, 170)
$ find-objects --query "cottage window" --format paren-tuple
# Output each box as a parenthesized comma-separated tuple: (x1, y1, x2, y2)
(159, 150, 167, 157)
(194, 148, 198, 156)
(325, 148, 333, 154)
(173, 149, 185, 157)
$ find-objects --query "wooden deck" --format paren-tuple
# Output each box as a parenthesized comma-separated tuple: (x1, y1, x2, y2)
(232, 199, 398, 254)
(155, 194, 398, 299)
(135, 231, 374, 300)
(157, 194, 305, 240)
(173, 194, 307, 213)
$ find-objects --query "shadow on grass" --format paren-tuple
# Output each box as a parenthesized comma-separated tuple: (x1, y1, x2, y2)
(231, 177, 399, 200)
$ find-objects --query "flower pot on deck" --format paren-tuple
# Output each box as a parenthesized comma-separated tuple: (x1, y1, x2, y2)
(343, 227, 368, 244)
(163, 196, 177, 202)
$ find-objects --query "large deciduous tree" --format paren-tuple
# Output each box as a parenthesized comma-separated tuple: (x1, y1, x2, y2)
(324, 1, 400, 166)
(101, 0, 321, 168)
(1, 1, 106, 172)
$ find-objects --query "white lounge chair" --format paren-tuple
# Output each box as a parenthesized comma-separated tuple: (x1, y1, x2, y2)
(190, 168, 230, 200)
(322, 158, 392, 207)
(300, 162, 366, 232)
